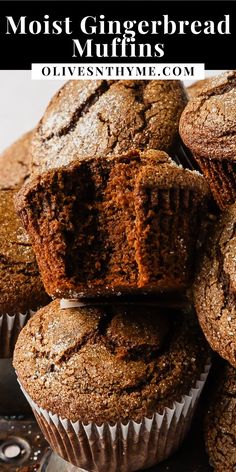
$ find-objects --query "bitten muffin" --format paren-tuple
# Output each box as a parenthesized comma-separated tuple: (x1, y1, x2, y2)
(194, 203, 236, 367)
(205, 362, 236, 472)
(31, 79, 187, 173)
(0, 130, 33, 190)
(179, 70, 236, 209)
(16, 149, 211, 299)
(0, 190, 49, 357)
(14, 300, 210, 471)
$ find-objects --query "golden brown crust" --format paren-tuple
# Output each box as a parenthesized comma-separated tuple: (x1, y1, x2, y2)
(0, 131, 33, 190)
(32, 80, 187, 173)
(14, 300, 209, 423)
(194, 204, 236, 367)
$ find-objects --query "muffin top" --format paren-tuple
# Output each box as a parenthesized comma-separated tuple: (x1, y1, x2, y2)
(180, 70, 236, 161)
(0, 131, 33, 190)
(0, 190, 49, 315)
(32, 80, 187, 173)
(187, 78, 212, 100)
(205, 362, 236, 471)
(194, 203, 236, 367)
(14, 300, 209, 423)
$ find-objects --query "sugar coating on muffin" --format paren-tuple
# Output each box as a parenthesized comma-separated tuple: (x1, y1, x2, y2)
(13, 300, 209, 424)
(205, 362, 236, 472)
(32, 80, 187, 173)
(0, 130, 33, 190)
(187, 78, 212, 100)
(194, 203, 236, 367)
(15, 149, 211, 299)
(180, 70, 236, 160)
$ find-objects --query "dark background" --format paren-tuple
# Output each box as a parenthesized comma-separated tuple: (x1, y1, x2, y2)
(0, 1, 235, 69)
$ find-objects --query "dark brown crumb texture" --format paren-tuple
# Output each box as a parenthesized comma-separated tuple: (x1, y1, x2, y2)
(15, 149, 210, 299)
(13, 300, 209, 424)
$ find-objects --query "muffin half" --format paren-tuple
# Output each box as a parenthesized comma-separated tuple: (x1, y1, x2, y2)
(15, 149, 211, 299)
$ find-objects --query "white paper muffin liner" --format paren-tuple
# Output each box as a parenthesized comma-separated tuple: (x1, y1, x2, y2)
(0, 309, 35, 358)
(19, 361, 211, 472)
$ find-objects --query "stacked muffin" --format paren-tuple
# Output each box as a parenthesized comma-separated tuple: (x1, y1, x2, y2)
(181, 71, 236, 471)
(11, 75, 235, 471)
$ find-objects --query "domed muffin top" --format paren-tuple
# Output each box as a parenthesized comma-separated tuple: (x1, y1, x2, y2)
(14, 300, 209, 423)
(180, 70, 236, 161)
(32, 79, 187, 173)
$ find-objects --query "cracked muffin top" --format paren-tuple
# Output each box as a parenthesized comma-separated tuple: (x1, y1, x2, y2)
(0, 131, 33, 190)
(14, 299, 209, 423)
(31, 79, 187, 173)
(187, 78, 212, 100)
(194, 203, 236, 367)
(0, 190, 49, 315)
(180, 70, 236, 161)
(205, 362, 236, 472)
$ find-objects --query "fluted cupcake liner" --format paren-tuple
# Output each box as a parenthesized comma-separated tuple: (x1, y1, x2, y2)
(172, 142, 201, 172)
(19, 362, 211, 472)
(194, 155, 236, 210)
(0, 310, 34, 358)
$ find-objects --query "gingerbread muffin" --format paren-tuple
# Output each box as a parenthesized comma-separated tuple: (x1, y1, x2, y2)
(0, 130, 33, 190)
(205, 362, 236, 472)
(31, 79, 187, 173)
(194, 203, 236, 367)
(0, 190, 49, 357)
(180, 70, 236, 209)
(14, 300, 210, 471)
(16, 149, 210, 299)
